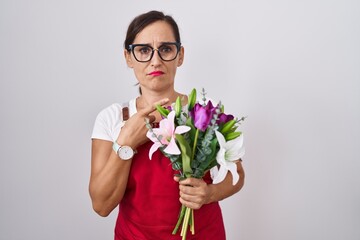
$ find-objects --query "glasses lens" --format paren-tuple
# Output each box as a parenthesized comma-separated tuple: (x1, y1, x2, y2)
(133, 45, 153, 62)
(158, 43, 179, 61)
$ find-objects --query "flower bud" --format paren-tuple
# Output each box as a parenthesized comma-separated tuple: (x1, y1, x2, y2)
(156, 104, 170, 117)
(187, 88, 197, 111)
(175, 96, 182, 117)
(225, 131, 241, 141)
(220, 119, 236, 134)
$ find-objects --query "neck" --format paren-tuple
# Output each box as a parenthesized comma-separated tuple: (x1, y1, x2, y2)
(137, 88, 181, 110)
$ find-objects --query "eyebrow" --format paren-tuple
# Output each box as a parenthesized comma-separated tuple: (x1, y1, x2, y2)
(133, 41, 178, 46)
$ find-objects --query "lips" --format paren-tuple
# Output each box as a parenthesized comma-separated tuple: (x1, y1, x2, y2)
(148, 71, 164, 76)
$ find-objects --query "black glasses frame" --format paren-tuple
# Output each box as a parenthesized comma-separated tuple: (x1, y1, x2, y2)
(128, 42, 181, 63)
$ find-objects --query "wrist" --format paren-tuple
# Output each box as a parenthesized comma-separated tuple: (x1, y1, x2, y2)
(206, 184, 217, 204)
(116, 133, 137, 150)
(112, 142, 137, 160)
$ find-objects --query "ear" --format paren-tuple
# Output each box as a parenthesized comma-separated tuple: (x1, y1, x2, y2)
(177, 46, 184, 67)
(124, 50, 134, 68)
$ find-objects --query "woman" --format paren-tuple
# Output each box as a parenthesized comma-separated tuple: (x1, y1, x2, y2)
(89, 10, 245, 240)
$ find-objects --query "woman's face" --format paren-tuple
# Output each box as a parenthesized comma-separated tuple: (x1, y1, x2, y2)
(125, 21, 184, 94)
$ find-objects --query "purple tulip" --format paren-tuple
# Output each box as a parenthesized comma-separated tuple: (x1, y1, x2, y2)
(217, 113, 234, 125)
(190, 101, 216, 131)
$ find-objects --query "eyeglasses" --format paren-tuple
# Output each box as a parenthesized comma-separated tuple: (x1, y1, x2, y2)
(128, 42, 181, 62)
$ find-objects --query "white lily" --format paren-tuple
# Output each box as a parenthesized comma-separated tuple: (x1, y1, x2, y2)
(210, 130, 245, 185)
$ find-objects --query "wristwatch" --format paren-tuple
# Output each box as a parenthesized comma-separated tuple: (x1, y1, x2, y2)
(112, 142, 135, 160)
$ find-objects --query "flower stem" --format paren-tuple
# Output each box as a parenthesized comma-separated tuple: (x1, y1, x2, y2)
(172, 205, 186, 234)
(190, 209, 195, 234)
(181, 207, 192, 239)
(191, 129, 199, 161)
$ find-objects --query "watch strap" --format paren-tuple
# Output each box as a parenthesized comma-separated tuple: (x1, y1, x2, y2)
(112, 141, 121, 154)
(112, 142, 137, 155)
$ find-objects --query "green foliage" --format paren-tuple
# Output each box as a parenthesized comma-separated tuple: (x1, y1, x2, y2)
(219, 119, 236, 134)
(174, 96, 182, 118)
(175, 134, 193, 178)
(149, 88, 245, 180)
(225, 131, 242, 141)
(187, 88, 197, 111)
(156, 104, 170, 117)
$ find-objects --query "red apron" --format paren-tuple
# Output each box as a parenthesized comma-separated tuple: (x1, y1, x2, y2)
(114, 142, 226, 240)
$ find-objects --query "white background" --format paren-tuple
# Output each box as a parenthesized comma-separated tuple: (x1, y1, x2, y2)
(1, 0, 359, 239)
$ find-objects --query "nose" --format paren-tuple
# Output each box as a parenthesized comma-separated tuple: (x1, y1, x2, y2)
(150, 49, 162, 66)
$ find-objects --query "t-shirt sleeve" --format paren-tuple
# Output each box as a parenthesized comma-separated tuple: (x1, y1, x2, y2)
(91, 104, 121, 141)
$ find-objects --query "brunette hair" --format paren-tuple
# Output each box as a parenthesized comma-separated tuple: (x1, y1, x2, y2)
(124, 10, 181, 51)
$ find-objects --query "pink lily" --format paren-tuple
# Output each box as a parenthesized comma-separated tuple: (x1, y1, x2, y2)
(146, 111, 191, 159)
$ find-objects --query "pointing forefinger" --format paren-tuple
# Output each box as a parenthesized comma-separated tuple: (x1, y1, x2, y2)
(140, 98, 170, 115)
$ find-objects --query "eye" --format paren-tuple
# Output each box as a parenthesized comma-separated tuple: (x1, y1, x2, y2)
(159, 45, 173, 53)
(138, 46, 152, 54)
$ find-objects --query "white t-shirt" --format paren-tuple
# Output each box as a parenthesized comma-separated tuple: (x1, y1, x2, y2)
(91, 96, 219, 142)
(91, 98, 137, 142)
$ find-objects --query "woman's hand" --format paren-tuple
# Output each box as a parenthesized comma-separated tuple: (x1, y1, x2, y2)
(174, 177, 213, 210)
(117, 98, 169, 149)
(174, 161, 245, 210)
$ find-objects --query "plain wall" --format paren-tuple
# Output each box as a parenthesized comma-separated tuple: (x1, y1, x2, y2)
(1, 0, 359, 239)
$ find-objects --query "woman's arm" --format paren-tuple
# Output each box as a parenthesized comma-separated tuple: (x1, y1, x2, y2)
(89, 139, 133, 217)
(89, 98, 169, 217)
(175, 161, 245, 209)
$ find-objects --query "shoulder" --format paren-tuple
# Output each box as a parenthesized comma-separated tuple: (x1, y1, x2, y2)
(91, 103, 123, 141)
(91, 99, 137, 141)
(96, 97, 137, 123)
(96, 103, 122, 121)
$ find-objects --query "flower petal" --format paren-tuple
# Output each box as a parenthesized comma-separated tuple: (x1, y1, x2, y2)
(149, 142, 161, 160)
(163, 137, 181, 155)
(194, 109, 212, 131)
(215, 131, 226, 148)
(174, 125, 191, 134)
(216, 148, 226, 165)
(227, 146, 245, 161)
(211, 165, 228, 184)
(160, 120, 172, 136)
(217, 113, 234, 124)
(227, 162, 239, 185)
(159, 111, 176, 136)
(167, 111, 176, 126)
(226, 135, 245, 161)
(226, 134, 243, 150)
(146, 130, 155, 141)
(146, 129, 160, 142)
(210, 166, 219, 180)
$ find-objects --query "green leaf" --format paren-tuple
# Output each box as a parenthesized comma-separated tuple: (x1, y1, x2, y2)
(156, 104, 170, 117)
(175, 134, 193, 177)
(208, 138, 219, 161)
(186, 117, 196, 145)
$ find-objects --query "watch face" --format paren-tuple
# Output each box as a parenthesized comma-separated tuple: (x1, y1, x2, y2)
(119, 146, 134, 160)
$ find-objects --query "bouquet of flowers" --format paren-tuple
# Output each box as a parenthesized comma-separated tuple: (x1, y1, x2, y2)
(146, 88, 245, 240)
